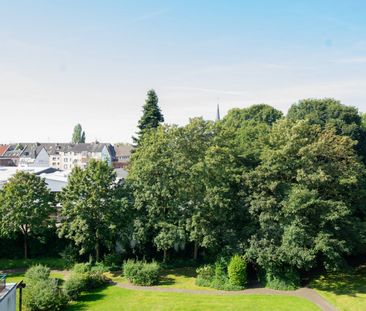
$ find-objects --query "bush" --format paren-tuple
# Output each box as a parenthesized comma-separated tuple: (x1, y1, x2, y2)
(195, 258, 243, 291)
(103, 253, 123, 271)
(228, 255, 247, 287)
(25, 264, 51, 281)
(24, 265, 68, 311)
(123, 260, 160, 286)
(63, 262, 108, 300)
(59, 245, 79, 269)
(63, 273, 86, 301)
(265, 267, 300, 290)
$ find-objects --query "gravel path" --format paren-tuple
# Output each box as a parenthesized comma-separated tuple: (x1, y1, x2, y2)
(115, 282, 337, 311)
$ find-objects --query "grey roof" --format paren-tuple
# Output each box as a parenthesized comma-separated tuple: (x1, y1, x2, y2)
(20, 143, 45, 159)
(114, 144, 133, 157)
(2, 144, 26, 158)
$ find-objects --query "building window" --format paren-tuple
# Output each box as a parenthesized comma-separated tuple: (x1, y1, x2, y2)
(64, 158, 68, 162)
(64, 164, 68, 169)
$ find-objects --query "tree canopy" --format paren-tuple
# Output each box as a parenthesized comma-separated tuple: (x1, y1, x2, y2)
(0, 171, 54, 259)
(57, 160, 123, 261)
(72, 124, 86, 144)
(133, 89, 164, 146)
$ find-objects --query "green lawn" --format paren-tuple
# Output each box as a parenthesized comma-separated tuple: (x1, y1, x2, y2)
(66, 286, 320, 311)
(106, 267, 213, 290)
(310, 264, 366, 311)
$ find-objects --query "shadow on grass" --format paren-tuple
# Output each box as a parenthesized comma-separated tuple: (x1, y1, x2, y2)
(66, 288, 107, 311)
(310, 264, 366, 297)
(159, 266, 196, 286)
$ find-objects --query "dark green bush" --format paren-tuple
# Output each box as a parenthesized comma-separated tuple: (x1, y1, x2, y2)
(103, 253, 123, 271)
(265, 267, 300, 290)
(123, 260, 160, 286)
(59, 245, 79, 269)
(195, 258, 243, 291)
(227, 255, 247, 287)
(24, 265, 67, 310)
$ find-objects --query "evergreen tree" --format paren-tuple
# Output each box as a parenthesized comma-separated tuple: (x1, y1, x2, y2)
(72, 124, 86, 144)
(133, 89, 164, 145)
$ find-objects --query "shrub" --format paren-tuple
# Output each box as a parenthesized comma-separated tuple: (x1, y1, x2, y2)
(103, 253, 123, 271)
(123, 260, 160, 286)
(228, 255, 247, 287)
(63, 262, 108, 300)
(25, 264, 50, 281)
(63, 273, 86, 300)
(59, 245, 79, 269)
(196, 265, 215, 287)
(24, 265, 68, 311)
(265, 267, 300, 290)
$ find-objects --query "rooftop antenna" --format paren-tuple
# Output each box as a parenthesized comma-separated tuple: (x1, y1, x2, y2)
(216, 97, 221, 121)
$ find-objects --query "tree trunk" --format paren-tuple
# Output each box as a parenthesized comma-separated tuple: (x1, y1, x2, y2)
(24, 233, 28, 260)
(193, 241, 198, 260)
(95, 240, 100, 262)
(163, 249, 167, 263)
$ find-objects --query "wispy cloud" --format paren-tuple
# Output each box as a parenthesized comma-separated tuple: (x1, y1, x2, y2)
(171, 86, 248, 96)
(129, 8, 170, 24)
(333, 57, 366, 64)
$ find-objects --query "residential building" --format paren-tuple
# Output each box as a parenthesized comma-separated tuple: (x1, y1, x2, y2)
(0, 144, 26, 166)
(113, 143, 133, 169)
(18, 143, 49, 167)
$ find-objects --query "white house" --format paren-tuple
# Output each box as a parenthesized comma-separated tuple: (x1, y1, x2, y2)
(18, 144, 49, 167)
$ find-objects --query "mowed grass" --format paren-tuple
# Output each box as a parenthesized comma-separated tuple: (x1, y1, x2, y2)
(66, 286, 320, 311)
(311, 264, 366, 311)
(106, 267, 213, 290)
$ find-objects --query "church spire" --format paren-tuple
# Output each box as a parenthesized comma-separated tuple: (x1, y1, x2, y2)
(216, 103, 221, 121)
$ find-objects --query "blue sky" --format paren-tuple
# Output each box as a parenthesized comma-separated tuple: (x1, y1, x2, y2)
(0, 0, 365, 143)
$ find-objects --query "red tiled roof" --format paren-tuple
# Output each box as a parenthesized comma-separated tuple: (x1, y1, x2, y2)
(0, 145, 9, 156)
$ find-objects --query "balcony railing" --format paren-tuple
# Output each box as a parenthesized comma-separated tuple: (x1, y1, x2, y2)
(0, 274, 6, 292)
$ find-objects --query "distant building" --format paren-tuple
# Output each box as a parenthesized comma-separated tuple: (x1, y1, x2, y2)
(0, 144, 26, 166)
(18, 143, 49, 167)
(113, 144, 132, 169)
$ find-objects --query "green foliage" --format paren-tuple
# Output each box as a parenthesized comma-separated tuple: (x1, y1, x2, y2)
(133, 89, 164, 145)
(59, 245, 79, 269)
(195, 264, 215, 287)
(123, 260, 160, 286)
(24, 265, 67, 311)
(246, 119, 366, 276)
(25, 264, 51, 280)
(64, 262, 108, 300)
(72, 123, 86, 143)
(0, 171, 54, 259)
(58, 160, 125, 261)
(103, 253, 123, 271)
(63, 273, 86, 300)
(265, 267, 300, 290)
(228, 255, 247, 287)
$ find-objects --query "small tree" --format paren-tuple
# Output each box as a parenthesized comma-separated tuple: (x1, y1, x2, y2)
(133, 89, 164, 146)
(58, 160, 122, 261)
(72, 123, 86, 143)
(0, 171, 54, 259)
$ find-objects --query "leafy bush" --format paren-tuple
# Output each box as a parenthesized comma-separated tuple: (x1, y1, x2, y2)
(196, 264, 215, 287)
(228, 255, 247, 287)
(265, 267, 300, 290)
(24, 265, 67, 311)
(195, 257, 243, 291)
(72, 262, 92, 274)
(25, 264, 51, 280)
(103, 253, 123, 271)
(59, 245, 79, 269)
(63, 273, 86, 300)
(123, 260, 160, 286)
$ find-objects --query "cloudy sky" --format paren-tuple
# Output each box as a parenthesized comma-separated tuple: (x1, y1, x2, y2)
(0, 0, 365, 143)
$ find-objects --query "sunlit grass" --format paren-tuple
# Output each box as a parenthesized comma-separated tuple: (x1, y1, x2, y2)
(310, 264, 366, 311)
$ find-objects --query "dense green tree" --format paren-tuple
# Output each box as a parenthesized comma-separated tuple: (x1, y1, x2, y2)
(0, 172, 54, 259)
(57, 160, 122, 261)
(127, 125, 184, 262)
(133, 89, 164, 146)
(246, 120, 366, 281)
(72, 124, 86, 143)
(287, 98, 366, 160)
(223, 104, 283, 129)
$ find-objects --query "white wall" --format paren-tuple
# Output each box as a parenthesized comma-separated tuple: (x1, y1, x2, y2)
(0, 283, 16, 311)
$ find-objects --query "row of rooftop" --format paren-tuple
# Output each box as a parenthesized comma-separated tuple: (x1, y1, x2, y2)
(0, 142, 132, 171)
